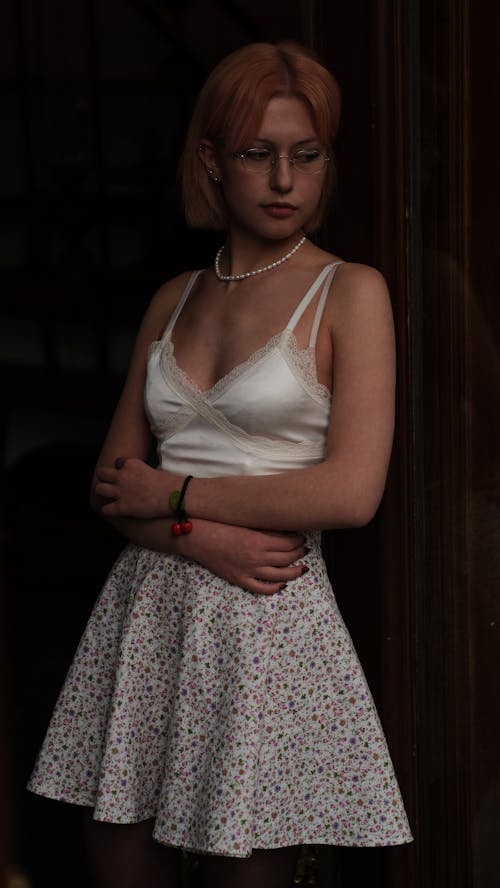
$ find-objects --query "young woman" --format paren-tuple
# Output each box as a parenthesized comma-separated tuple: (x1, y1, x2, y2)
(29, 41, 412, 888)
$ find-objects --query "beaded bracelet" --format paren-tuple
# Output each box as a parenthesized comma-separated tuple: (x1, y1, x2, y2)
(169, 474, 193, 537)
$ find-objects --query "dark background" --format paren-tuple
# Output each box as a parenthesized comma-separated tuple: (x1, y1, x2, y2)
(1, 2, 385, 886)
(5, 2, 499, 887)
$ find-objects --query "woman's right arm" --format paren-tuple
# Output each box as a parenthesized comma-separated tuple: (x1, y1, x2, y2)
(90, 274, 307, 595)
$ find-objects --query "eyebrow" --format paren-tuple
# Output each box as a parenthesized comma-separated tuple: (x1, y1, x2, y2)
(251, 137, 320, 147)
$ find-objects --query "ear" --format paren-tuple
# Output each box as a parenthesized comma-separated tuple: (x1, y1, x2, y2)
(198, 140, 223, 184)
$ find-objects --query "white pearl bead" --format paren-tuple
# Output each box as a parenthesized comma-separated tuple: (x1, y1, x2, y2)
(214, 236, 306, 282)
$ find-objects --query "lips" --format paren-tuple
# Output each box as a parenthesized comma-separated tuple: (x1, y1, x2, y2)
(262, 202, 297, 218)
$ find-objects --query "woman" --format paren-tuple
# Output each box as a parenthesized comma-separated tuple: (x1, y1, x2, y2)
(29, 41, 412, 888)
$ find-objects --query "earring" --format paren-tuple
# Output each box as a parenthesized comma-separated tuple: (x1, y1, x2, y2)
(208, 169, 222, 184)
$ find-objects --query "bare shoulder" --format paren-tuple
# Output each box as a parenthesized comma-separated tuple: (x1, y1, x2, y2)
(148, 270, 197, 319)
(326, 261, 392, 328)
(306, 246, 389, 301)
(140, 270, 200, 340)
(333, 261, 389, 296)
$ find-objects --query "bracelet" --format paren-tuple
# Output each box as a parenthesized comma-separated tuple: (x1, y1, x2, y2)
(169, 474, 193, 536)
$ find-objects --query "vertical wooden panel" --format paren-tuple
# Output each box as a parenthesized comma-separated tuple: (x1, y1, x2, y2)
(371, 2, 419, 886)
(321, 3, 418, 885)
(467, 4, 500, 885)
(372, 0, 500, 885)
(416, 2, 473, 885)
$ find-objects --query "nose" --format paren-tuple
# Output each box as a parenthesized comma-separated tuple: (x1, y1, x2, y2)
(270, 154, 293, 191)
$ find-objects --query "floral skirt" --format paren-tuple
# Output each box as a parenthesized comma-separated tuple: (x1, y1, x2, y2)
(28, 536, 412, 856)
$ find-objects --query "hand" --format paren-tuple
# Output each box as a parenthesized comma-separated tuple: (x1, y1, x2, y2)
(186, 521, 309, 596)
(95, 458, 176, 519)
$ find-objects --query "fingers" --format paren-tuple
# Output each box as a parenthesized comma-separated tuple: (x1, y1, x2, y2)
(242, 562, 310, 596)
(268, 548, 308, 568)
(262, 535, 311, 565)
(246, 535, 305, 563)
(257, 541, 310, 568)
(94, 465, 120, 501)
(95, 483, 118, 502)
(258, 563, 307, 583)
(243, 579, 287, 596)
(95, 465, 120, 484)
(94, 470, 127, 507)
(94, 459, 128, 500)
(96, 455, 132, 482)
(263, 531, 305, 551)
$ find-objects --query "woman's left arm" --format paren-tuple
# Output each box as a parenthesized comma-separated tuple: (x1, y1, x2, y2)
(96, 264, 395, 531)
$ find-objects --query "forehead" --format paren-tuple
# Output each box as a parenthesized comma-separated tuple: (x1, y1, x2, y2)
(254, 96, 318, 142)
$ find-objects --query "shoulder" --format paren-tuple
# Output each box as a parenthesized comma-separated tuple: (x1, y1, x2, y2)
(149, 269, 200, 314)
(326, 261, 392, 324)
(332, 260, 388, 294)
(305, 247, 389, 301)
(141, 270, 202, 338)
(320, 262, 394, 360)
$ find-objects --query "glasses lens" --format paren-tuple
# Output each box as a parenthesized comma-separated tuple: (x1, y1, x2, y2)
(237, 147, 328, 174)
(292, 148, 327, 174)
(241, 148, 273, 173)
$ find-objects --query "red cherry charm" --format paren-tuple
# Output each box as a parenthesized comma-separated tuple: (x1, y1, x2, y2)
(181, 519, 193, 534)
(172, 521, 182, 537)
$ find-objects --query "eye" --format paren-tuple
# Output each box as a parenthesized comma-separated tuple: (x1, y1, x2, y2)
(292, 147, 323, 166)
(242, 148, 273, 163)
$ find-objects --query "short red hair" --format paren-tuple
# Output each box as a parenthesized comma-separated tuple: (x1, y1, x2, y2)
(181, 41, 341, 231)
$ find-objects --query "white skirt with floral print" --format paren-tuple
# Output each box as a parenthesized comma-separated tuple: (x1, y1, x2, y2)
(28, 535, 413, 857)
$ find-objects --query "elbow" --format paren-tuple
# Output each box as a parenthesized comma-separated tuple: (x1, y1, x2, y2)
(346, 502, 379, 528)
(335, 488, 384, 529)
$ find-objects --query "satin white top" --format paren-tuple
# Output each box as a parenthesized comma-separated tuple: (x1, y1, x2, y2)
(145, 262, 342, 477)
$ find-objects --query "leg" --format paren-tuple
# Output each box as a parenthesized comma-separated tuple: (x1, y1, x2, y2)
(84, 811, 182, 888)
(199, 845, 301, 888)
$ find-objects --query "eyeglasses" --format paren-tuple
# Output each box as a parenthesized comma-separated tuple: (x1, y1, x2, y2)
(232, 146, 330, 175)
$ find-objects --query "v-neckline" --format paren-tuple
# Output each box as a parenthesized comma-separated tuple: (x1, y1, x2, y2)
(156, 260, 338, 397)
(163, 328, 293, 397)
(150, 327, 331, 405)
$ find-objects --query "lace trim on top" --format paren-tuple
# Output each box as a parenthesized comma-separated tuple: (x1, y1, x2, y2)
(279, 329, 331, 405)
(149, 329, 331, 407)
(145, 394, 193, 440)
(148, 338, 327, 459)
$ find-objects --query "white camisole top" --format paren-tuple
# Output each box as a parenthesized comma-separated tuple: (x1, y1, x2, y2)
(145, 262, 343, 478)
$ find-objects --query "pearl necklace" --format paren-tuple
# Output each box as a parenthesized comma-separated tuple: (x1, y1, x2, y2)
(214, 236, 307, 282)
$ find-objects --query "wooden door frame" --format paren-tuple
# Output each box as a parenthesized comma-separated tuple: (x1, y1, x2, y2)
(371, 3, 420, 885)
(370, 1, 473, 887)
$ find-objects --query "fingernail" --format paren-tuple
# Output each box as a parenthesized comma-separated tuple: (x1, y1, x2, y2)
(114, 456, 125, 469)
(302, 566, 310, 575)
(280, 583, 288, 590)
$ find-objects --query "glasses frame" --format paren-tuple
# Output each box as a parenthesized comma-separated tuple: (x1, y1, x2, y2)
(231, 147, 330, 175)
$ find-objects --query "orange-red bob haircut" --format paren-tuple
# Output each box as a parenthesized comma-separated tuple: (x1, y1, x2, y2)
(181, 41, 341, 232)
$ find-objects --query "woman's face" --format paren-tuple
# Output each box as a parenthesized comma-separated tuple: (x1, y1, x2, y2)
(214, 96, 327, 242)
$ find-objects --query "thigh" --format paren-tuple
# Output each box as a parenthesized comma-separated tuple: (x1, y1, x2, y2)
(198, 845, 301, 888)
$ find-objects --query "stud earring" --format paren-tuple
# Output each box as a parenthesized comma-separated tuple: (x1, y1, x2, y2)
(208, 169, 222, 184)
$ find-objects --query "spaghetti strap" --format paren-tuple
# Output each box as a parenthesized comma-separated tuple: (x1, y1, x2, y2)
(162, 269, 204, 339)
(308, 261, 344, 347)
(286, 263, 335, 332)
(286, 260, 344, 337)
